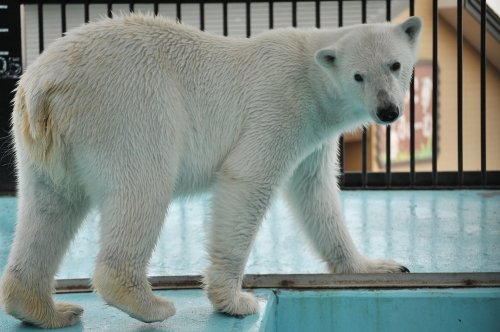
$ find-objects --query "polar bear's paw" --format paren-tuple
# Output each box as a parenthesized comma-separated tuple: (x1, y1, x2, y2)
(49, 302, 84, 326)
(93, 265, 175, 323)
(95, 282, 176, 323)
(204, 271, 259, 316)
(5, 300, 83, 328)
(0, 273, 83, 328)
(208, 290, 260, 316)
(363, 258, 410, 273)
(328, 257, 409, 274)
(125, 294, 176, 323)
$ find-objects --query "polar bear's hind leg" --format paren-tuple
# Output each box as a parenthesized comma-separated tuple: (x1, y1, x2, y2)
(0, 167, 89, 328)
(92, 180, 176, 323)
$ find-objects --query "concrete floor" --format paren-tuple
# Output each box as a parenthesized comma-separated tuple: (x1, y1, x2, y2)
(0, 190, 499, 331)
(1, 190, 499, 277)
(0, 289, 273, 331)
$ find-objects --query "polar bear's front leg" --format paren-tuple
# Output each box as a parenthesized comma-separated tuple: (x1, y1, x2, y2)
(204, 173, 273, 316)
(286, 141, 409, 273)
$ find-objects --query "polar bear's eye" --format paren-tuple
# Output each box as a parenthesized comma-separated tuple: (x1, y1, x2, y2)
(390, 62, 401, 71)
(354, 74, 364, 82)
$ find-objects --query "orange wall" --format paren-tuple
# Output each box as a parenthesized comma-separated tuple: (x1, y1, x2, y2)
(389, 1, 500, 172)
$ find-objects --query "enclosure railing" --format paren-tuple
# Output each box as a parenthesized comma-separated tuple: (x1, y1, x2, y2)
(0, 0, 498, 193)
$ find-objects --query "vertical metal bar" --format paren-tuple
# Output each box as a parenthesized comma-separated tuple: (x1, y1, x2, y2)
(84, 0, 89, 23)
(338, 0, 344, 184)
(292, 0, 297, 27)
(457, 0, 463, 186)
(37, 0, 44, 53)
(200, 2, 205, 31)
(385, 0, 392, 188)
(269, 0, 274, 29)
(361, 0, 367, 22)
(61, 0, 67, 35)
(409, 70, 415, 186)
(154, 2, 159, 16)
(176, 0, 181, 21)
(246, 0, 251, 37)
(223, 0, 228, 36)
(338, 136, 345, 184)
(338, 0, 343, 27)
(315, 0, 320, 28)
(107, 2, 113, 18)
(432, 0, 439, 187)
(409, 0, 415, 187)
(480, 0, 487, 185)
(361, 0, 367, 187)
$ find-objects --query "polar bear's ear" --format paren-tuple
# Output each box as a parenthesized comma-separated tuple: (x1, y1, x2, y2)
(315, 48, 337, 69)
(399, 16, 422, 44)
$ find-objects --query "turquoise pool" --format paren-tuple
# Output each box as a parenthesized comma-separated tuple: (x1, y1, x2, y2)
(1, 288, 499, 331)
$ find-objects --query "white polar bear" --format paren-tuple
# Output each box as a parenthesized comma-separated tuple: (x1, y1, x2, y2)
(0, 14, 421, 328)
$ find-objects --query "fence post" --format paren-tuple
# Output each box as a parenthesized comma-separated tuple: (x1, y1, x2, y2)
(0, 0, 21, 193)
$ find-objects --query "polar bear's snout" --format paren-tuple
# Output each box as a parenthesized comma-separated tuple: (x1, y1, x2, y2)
(376, 104, 400, 123)
(375, 90, 400, 124)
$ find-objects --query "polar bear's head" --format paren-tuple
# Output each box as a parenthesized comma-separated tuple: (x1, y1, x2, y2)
(315, 16, 422, 125)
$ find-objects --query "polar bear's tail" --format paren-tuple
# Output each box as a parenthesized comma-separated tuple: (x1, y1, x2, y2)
(12, 84, 67, 183)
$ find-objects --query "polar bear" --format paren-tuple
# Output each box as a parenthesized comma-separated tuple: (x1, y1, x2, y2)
(0, 14, 421, 328)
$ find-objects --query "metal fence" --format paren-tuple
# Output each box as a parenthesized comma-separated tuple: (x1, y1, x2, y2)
(0, 0, 498, 193)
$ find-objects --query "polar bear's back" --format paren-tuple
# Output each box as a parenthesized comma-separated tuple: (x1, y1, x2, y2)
(13, 15, 249, 186)
(29, 14, 243, 86)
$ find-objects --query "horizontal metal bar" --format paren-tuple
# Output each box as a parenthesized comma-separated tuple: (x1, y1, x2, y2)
(342, 171, 500, 189)
(19, 0, 367, 3)
(2, 171, 500, 195)
(54, 273, 500, 293)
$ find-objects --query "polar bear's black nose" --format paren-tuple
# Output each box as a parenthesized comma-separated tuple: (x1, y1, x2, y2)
(376, 104, 399, 123)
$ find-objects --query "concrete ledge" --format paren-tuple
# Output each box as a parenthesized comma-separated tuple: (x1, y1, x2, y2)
(54, 272, 500, 293)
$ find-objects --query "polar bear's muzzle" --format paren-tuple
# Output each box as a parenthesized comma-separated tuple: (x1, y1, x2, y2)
(376, 104, 400, 124)
(375, 90, 400, 124)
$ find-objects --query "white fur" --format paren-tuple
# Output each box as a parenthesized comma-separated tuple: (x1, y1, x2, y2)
(0, 14, 421, 327)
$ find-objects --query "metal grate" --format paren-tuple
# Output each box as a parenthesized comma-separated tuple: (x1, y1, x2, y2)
(0, 0, 498, 193)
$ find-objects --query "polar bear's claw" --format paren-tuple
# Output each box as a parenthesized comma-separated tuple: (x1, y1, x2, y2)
(363, 258, 410, 273)
(400, 266, 410, 273)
